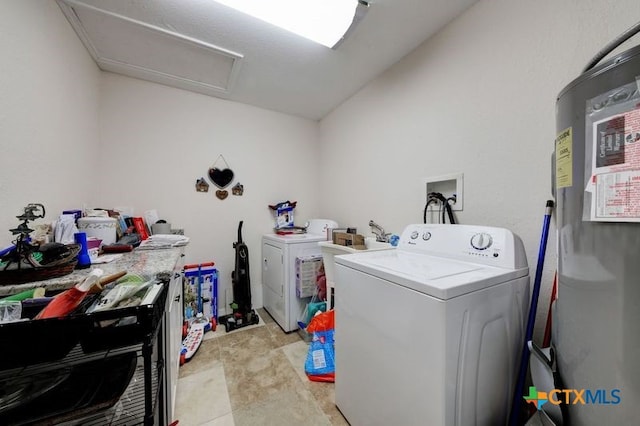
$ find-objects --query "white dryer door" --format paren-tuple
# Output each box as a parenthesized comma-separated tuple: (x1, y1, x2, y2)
(263, 242, 283, 297)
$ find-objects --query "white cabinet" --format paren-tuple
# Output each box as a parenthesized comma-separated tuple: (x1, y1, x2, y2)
(164, 252, 184, 423)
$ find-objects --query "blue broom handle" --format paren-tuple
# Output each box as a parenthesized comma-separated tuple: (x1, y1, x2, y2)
(509, 200, 554, 426)
(526, 202, 553, 347)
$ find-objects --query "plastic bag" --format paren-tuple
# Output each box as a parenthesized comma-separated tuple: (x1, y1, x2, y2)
(0, 301, 22, 323)
(304, 310, 335, 382)
(88, 280, 152, 313)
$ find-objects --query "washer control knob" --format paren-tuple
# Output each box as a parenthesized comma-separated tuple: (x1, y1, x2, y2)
(410, 231, 419, 240)
(471, 233, 493, 250)
(422, 232, 431, 241)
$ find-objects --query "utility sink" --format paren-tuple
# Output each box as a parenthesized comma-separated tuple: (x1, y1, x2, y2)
(319, 237, 394, 308)
(364, 238, 394, 250)
(319, 238, 392, 257)
(319, 237, 392, 253)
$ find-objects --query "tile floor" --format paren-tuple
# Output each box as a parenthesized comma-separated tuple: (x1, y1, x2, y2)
(173, 308, 347, 426)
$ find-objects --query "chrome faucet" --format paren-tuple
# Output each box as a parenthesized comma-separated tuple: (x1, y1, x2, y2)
(369, 220, 391, 243)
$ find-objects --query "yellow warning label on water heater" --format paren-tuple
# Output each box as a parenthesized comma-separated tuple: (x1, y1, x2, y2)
(556, 127, 573, 188)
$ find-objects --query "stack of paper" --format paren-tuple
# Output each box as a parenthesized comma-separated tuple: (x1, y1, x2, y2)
(137, 234, 190, 250)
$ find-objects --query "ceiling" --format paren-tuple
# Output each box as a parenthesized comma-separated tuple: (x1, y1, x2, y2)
(57, 0, 477, 120)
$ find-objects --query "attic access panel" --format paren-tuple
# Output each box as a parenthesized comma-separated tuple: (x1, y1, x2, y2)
(57, 0, 243, 95)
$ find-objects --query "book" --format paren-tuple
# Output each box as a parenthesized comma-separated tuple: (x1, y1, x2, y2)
(144, 209, 160, 230)
(124, 216, 135, 228)
(132, 217, 150, 240)
(117, 215, 129, 233)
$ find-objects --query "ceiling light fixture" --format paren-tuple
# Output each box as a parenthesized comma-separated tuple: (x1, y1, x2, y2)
(214, 0, 369, 48)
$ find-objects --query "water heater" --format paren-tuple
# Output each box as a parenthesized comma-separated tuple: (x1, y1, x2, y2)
(555, 35, 640, 424)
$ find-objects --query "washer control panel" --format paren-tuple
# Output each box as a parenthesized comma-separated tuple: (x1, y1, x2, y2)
(399, 224, 527, 269)
(409, 230, 433, 241)
(470, 232, 492, 250)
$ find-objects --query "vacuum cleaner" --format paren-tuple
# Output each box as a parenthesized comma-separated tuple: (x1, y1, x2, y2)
(218, 221, 259, 332)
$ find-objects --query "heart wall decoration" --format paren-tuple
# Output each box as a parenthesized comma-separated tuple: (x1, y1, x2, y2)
(208, 154, 234, 189)
(209, 167, 234, 189)
(216, 190, 229, 200)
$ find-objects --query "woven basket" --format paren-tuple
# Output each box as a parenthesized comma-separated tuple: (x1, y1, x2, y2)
(27, 244, 81, 267)
(0, 259, 78, 285)
(0, 243, 80, 286)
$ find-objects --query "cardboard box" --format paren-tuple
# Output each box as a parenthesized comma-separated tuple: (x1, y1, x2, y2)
(333, 232, 366, 249)
(330, 228, 349, 242)
(296, 255, 323, 298)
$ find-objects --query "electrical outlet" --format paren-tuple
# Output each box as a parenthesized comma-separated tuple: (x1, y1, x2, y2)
(423, 173, 463, 211)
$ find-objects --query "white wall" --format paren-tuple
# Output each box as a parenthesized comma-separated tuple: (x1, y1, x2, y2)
(0, 1, 318, 311)
(319, 0, 640, 342)
(0, 0, 101, 244)
(4, 0, 639, 334)
(97, 73, 320, 310)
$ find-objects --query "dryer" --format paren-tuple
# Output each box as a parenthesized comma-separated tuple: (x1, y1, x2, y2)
(262, 219, 337, 332)
(334, 224, 529, 426)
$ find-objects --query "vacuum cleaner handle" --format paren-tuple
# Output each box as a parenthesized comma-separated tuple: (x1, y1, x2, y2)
(237, 221, 244, 245)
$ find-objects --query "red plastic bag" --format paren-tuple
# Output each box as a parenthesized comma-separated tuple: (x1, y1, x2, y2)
(307, 309, 334, 332)
(305, 310, 335, 382)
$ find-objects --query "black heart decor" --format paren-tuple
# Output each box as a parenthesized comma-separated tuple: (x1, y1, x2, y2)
(208, 167, 234, 189)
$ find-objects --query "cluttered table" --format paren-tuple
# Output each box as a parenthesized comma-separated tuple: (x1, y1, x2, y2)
(0, 247, 184, 297)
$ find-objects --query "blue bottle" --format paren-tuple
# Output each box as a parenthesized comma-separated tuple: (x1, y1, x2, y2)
(74, 232, 91, 269)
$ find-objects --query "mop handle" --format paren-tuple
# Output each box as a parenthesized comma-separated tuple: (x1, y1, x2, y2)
(509, 200, 554, 426)
(525, 201, 554, 348)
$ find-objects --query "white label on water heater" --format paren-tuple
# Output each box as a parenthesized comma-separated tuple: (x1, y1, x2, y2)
(556, 127, 573, 189)
(589, 107, 640, 222)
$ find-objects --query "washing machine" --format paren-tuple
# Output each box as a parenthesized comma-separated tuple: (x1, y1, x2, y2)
(334, 224, 530, 426)
(262, 219, 338, 332)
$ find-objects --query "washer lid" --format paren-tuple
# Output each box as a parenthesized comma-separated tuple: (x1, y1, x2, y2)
(335, 250, 528, 300)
